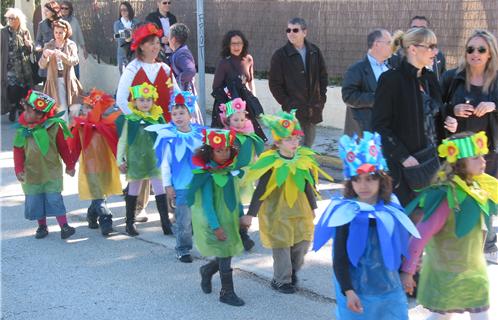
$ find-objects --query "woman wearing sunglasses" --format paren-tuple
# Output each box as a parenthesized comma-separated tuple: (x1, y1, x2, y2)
(373, 27, 457, 207)
(440, 29, 498, 263)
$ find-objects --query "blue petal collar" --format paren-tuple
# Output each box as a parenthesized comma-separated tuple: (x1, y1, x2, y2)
(313, 195, 420, 271)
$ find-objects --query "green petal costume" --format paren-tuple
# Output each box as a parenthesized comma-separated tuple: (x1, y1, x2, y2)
(234, 132, 264, 204)
(188, 161, 244, 258)
(406, 173, 498, 312)
(13, 116, 72, 194)
(116, 113, 165, 181)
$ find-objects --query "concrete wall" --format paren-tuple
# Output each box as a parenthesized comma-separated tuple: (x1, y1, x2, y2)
(79, 57, 346, 130)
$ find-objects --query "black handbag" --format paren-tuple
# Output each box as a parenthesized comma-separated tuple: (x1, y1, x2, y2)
(402, 146, 440, 190)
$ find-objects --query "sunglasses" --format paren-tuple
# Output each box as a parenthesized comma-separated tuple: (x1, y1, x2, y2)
(61, 7, 70, 10)
(162, 1, 171, 4)
(7, 16, 17, 20)
(466, 46, 487, 54)
(414, 43, 438, 51)
(286, 28, 301, 33)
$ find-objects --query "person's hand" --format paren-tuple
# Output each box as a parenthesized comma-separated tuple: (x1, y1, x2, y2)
(65, 168, 75, 177)
(161, 35, 169, 45)
(240, 215, 252, 228)
(345, 290, 363, 313)
(402, 156, 419, 168)
(165, 186, 176, 198)
(214, 227, 227, 241)
(444, 116, 458, 133)
(401, 272, 416, 295)
(474, 101, 496, 117)
(119, 162, 127, 174)
(453, 103, 474, 118)
(42, 48, 53, 58)
(35, 45, 43, 52)
(16, 171, 25, 183)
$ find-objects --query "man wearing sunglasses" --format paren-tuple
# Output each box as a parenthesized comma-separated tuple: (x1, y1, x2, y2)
(145, 0, 177, 64)
(269, 17, 328, 147)
(342, 29, 393, 136)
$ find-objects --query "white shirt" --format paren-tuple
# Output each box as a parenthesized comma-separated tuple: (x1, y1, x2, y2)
(116, 59, 179, 114)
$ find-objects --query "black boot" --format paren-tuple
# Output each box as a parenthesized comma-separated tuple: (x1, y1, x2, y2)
(60, 224, 76, 239)
(87, 204, 99, 229)
(96, 204, 113, 236)
(200, 260, 219, 294)
(239, 227, 255, 251)
(155, 194, 172, 235)
(219, 270, 245, 306)
(125, 195, 139, 236)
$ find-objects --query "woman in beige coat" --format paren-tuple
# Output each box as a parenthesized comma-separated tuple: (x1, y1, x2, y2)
(38, 19, 82, 122)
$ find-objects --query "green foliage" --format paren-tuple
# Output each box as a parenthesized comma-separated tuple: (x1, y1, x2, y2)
(1, 0, 15, 25)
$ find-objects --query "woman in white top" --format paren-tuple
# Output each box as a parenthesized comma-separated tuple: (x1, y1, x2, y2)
(116, 22, 179, 121)
(113, 1, 139, 74)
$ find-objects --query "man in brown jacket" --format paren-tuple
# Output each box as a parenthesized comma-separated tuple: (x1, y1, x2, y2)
(268, 17, 328, 147)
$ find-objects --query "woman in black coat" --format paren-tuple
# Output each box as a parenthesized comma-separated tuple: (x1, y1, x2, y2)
(372, 27, 457, 206)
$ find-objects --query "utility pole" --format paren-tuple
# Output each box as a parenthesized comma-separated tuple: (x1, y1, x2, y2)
(196, 0, 206, 122)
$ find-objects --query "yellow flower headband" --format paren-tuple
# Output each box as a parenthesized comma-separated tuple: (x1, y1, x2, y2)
(438, 131, 489, 163)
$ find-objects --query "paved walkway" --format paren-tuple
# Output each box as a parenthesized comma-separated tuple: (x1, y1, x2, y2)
(1, 115, 497, 319)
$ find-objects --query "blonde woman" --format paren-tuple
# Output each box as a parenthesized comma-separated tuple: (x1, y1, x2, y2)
(1, 8, 33, 121)
(372, 27, 457, 206)
(440, 29, 498, 263)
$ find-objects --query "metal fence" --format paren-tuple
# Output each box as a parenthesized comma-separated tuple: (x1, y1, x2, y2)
(70, 0, 498, 79)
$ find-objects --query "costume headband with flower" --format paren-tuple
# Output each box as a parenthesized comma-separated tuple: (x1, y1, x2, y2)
(202, 128, 236, 149)
(438, 131, 489, 163)
(219, 98, 246, 124)
(82, 88, 116, 122)
(24, 90, 56, 113)
(129, 82, 159, 101)
(261, 109, 303, 141)
(169, 90, 196, 114)
(130, 23, 163, 51)
(339, 131, 388, 180)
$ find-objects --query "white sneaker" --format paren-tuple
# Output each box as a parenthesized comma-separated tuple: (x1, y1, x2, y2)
(135, 209, 148, 223)
(485, 251, 498, 265)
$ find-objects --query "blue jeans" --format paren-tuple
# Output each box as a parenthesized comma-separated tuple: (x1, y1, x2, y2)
(174, 189, 192, 256)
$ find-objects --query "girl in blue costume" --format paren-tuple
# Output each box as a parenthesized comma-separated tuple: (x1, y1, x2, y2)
(116, 82, 172, 237)
(313, 131, 421, 319)
(146, 90, 204, 263)
(401, 132, 497, 320)
(219, 97, 264, 251)
(188, 129, 245, 307)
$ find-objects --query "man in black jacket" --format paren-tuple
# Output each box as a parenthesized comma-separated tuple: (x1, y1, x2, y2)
(269, 17, 328, 147)
(145, 0, 178, 63)
(342, 29, 392, 136)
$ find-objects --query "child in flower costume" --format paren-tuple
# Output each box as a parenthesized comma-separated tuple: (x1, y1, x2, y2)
(219, 97, 264, 251)
(13, 90, 77, 240)
(188, 129, 245, 307)
(116, 82, 172, 237)
(313, 131, 420, 319)
(240, 110, 333, 294)
(69, 89, 122, 236)
(401, 131, 497, 320)
(145, 90, 204, 263)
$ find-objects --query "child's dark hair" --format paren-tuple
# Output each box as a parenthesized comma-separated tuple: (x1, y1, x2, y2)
(194, 144, 238, 163)
(343, 171, 393, 203)
(433, 131, 480, 186)
(171, 104, 190, 113)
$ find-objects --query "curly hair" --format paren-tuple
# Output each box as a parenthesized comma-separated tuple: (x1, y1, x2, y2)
(343, 171, 393, 203)
(194, 144, 238, 164)
(52, 19, 72, 39)
(220, 30, 249, 58)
